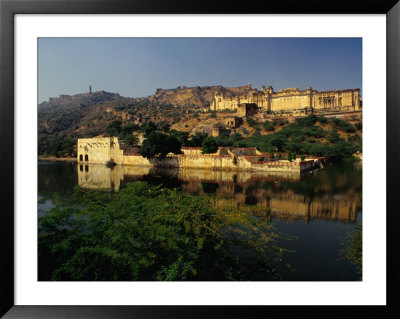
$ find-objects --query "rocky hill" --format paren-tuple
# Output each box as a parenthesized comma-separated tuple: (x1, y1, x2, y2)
(38, 90, 128, 113)
(148, 85, 254, 107)
(38, 84, 255, 114)
(37, 84, 362, 160)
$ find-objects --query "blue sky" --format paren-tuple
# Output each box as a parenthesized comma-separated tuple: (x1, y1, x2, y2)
(38, 38, 362, 103)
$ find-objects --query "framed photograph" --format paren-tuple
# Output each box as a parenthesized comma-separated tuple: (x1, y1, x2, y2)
(1, 0, 399, 318)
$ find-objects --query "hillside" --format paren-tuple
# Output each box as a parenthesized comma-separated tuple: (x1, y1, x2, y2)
(148, 85, 254, 107)
(38, 85, 362, 161)
(38, 90, 129, 113)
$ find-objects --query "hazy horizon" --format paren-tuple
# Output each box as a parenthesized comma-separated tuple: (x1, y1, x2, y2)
(38, 38, 362, 103)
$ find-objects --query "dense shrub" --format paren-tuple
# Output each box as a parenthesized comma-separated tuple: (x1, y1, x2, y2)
(246, 117, 259, 127)
(38, 182, 287, 281)
(262, 120, 275, 131)
(140, 132, 182, 159)
(202, 136, 218, 154)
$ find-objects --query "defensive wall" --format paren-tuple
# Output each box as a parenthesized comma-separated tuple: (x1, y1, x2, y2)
(77, 138, 323, 173)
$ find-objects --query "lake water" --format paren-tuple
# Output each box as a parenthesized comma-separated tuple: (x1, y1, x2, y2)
(38, 160, 362, 281)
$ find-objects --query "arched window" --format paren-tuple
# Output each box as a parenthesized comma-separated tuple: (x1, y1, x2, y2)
(85, 154, 89, 161)
(79, 154, 83, 161)
(79, 165, 83, 172)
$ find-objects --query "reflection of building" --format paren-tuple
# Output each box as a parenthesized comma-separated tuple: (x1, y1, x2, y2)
(77, 164, 361, 223)
(78, 163, 124, 191)
(78, 163, 151, 191)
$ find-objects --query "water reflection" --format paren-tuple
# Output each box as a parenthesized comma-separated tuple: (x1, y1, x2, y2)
(77, 163, 361, 223)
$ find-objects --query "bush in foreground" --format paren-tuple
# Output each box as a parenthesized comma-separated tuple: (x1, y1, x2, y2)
(39, 182, 290, 281)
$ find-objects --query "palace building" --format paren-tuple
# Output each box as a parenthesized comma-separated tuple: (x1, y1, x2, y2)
(210, 85, 361, 114)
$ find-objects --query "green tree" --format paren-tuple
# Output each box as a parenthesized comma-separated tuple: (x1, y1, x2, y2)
(202, 136, 218, 154)
(340, 224, 362, 279)
(188, 132, 208, 147)
(170, 130, 189, 146)
(262, 120, 275, 131)
(105, 120, 122, 136)
(121, 134, 138, 146)
(140, 132, 182, 159)
(231, 132, 243, 142)
(121, 123, 139, 136)
(328, 129, 340, 143)
(271, 136, 285, 152)
(141, 121, 158, 137)
(215, 134, 233, 147)
(157, 121, 171, 133)
(38, 182, 289, 281)
(246, 117, 258, 127)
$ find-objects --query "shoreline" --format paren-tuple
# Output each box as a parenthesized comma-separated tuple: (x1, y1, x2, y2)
(38, 156, 77, 162)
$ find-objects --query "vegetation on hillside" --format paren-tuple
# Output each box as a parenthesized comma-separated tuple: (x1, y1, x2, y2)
(38, 88, 361, 163)
(205, 114, 362, 162)
(39, 182, 291, 281)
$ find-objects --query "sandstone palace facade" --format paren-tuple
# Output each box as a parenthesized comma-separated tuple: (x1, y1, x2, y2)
(210, 85, 361, 114)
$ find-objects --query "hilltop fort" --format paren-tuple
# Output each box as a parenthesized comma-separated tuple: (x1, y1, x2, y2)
(210, 84, 361, 115)
(38, 83, 362, 160)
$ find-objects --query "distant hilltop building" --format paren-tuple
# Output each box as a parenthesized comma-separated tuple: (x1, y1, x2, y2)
(210, 85, 361, 114)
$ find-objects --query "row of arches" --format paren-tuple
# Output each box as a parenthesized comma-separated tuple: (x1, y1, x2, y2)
(79, 154, 89, 161)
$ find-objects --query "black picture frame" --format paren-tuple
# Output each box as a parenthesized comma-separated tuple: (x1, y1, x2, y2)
(1, 0, 399, 318)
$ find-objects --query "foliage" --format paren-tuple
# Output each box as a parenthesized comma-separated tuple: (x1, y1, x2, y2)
(105, 120, 122, 137)
(215, 134, 233, 147)
(169, 130, 189, 146)
(295, 114, 318, 127)
(330, 118, 356, 133)
(340, 224, 362, 279)
(38, 133, 77, 157)
(235, 115, 361, 163)
(317, 116, 328, 124)
(201, 137, 218, 154)
(246, 117, 259, 127)
(262, 120, 275, 131)
(120, 134, 138, 146)
(39, 182, 289, 281)
(187, 132, 208, 147)
(121, 123, 140, 136)
(158, 121, 171, 133)
(271, 136, 285, 152)
(140, 132, 182, 159)
(141, 121, 158, 137)
(328, 129, 341, 144)
(231, 132, 243, 143)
